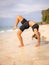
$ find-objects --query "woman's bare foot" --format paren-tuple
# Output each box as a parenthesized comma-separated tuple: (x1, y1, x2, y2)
(18, 45, 24, 47)
(35, 43, 40, 47)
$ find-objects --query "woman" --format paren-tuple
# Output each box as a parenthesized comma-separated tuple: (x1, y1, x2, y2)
(13, 16, 40, 47)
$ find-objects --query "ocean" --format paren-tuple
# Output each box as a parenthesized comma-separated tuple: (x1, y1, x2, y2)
(0, 26, 18, 33)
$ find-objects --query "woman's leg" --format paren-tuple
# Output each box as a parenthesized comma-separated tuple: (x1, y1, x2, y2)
(13, 16, 24, 30)
(17, 29, 24, 47)
(13, 16, 20, 30)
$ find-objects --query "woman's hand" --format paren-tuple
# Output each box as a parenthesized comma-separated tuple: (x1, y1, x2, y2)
(13, 25, 16, 30)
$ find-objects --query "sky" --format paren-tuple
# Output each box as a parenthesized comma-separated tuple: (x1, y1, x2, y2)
(0, 0, 49, 27)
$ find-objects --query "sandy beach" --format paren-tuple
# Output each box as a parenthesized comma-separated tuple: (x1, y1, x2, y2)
(0, 25, 49, 65)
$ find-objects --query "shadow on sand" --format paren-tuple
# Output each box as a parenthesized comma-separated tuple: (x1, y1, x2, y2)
(40, 36, 49, 46)
(25, 36, 49, 47)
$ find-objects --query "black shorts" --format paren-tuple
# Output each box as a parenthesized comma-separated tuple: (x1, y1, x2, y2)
(21, 18, 27, 24)
(20, 22, 29, 31)
(32, 24, 39, 31)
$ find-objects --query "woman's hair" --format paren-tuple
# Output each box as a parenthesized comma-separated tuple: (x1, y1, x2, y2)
(32, 34, 37, 39)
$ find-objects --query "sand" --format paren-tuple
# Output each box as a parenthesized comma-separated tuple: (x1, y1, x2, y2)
(0, 25, 49, 65)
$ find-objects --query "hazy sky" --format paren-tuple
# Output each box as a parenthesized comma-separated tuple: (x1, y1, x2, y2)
(0, 0, 49, 26)
(0, 0, 49, 18)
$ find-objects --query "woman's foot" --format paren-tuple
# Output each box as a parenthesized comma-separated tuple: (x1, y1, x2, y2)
(35, 43, 40, 47)
(18, 45, 24, 47)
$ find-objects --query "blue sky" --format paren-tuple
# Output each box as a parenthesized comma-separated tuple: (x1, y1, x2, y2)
(0, 0, 49, 26)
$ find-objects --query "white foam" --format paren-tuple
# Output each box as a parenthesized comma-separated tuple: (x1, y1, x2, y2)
(0, 29, 18, 33)
(6, 29, 13, 32)
(0, 30, 5, 33)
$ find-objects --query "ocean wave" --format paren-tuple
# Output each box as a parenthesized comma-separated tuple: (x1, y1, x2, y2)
(0, 29, 18, 33)
(0, 30, 5, 33)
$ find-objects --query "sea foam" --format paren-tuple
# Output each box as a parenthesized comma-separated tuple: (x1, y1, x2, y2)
(0, 29, 18, 33)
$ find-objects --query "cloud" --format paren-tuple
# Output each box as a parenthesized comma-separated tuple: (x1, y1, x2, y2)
(16, 4, 49, 11)
(0, 0, 49, 18)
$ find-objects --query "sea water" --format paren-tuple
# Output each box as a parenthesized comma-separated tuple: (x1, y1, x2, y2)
(0, 26, 18, 33)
